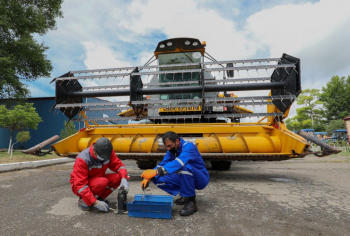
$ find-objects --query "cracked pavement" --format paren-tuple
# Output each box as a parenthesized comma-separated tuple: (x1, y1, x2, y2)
(1, 155, 350, 236)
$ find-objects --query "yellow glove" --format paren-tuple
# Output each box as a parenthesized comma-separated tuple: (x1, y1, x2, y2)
(141, 179, 150, 190)
(141, 169, 157, 180)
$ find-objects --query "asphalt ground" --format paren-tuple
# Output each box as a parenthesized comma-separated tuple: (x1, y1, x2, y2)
(0, 155, 350, 236)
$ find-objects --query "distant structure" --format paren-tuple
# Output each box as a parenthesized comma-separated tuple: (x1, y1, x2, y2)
(343, 116, 350, 145)
(0, 97, 127, 150)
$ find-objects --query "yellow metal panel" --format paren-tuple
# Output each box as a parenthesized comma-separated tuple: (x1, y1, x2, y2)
(129, 137, 153, 153)
(51, 129, 91, 156)
(111, 137, 133, 153)
(51, 123, 309, 160)
(154, 47, 205, 58)
(78, 138, 90, 151)
(271, 128, 309, 154)
(118, 109, 148, 117)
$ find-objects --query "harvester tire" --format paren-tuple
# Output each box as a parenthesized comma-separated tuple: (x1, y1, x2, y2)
(211, 161, 232, 171)
(136, 160, 157, 170)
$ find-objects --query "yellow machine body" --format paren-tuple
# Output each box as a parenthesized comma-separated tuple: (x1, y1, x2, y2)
(52, 122, 310, 161)
(44, 37, 340, 166)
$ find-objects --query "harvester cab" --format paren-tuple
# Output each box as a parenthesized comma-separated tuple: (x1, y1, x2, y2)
(23, 37, 341, 169)
(118, 38, 253, 123)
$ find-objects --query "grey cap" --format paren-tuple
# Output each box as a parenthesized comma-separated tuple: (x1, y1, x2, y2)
(94, 137, 113, 159)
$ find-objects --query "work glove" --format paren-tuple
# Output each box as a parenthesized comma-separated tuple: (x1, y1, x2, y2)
(94, 200, 109, 212)
(117, 178, 129, 193)
(141, 169, 157, 180)
(141, 178, 150, 190)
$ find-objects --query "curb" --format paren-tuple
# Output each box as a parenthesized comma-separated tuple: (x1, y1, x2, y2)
(0, 158, 75, 173)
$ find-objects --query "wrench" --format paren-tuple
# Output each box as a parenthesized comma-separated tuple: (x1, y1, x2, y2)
(141, 189, 146, 201)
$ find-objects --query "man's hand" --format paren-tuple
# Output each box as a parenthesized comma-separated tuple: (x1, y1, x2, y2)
(141, 169, 157, 180)
(118, 178, 129, 193)
(94, 200, 109, 212)
(141, 179, 150, 190)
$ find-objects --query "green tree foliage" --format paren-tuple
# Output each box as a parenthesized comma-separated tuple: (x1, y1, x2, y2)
(285, 89, 324, 131)
(16, 131, 31, 143)
(0, 103, 42, 153)
(60, 121, 77, 139)
(10, 131, 31, 158)
(313, 122, 327, 133)
(0, 0, 63, 101)
(319, 75, 350, 120)
(325, 119, 345, 135)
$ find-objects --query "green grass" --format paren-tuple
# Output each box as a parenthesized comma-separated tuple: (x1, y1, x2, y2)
(1, 148, 349, 165)
(337, 151, 350, 157)
(0, 150, 62, 164)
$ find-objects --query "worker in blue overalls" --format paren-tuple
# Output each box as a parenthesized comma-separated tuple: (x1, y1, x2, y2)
(141, 131, 210, 216)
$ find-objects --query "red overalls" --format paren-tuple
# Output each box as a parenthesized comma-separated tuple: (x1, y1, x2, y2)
(70, 145, 127, 206)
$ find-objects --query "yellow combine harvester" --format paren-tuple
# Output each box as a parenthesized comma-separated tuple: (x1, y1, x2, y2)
(25, 37, 340, 170)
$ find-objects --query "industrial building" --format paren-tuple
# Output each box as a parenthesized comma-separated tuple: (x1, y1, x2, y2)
(0, 97, 127, 150)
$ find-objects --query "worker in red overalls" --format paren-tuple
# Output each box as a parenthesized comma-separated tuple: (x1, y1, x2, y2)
(70, 137, 129, 212)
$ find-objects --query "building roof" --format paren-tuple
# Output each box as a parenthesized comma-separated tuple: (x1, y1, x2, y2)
(343, 116, 350, 121)
(1, 96, 112, 102)
(26, 97, 55, 100)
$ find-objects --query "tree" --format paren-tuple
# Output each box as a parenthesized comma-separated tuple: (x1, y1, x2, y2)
(296, 89, 324, 126)
(10, 131, 31, 158)
(0, 0, 63, 101)
(285, 89, 324, 130)
(313, 122, 327, 132)
(0, 103, 42, 153)
(319, 75, 350, 120)
(325, 119, 345, 135)
(60, 121, 78, 139)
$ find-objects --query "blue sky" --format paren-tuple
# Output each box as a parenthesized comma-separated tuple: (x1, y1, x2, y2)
(27, 0, 350, 117)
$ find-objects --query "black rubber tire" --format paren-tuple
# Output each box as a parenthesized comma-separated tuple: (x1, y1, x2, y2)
(136, 159, 157, 170)
(211, 161, 232, 171)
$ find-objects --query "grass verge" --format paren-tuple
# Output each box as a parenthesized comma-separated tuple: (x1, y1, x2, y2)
(0, 150, 63, 164)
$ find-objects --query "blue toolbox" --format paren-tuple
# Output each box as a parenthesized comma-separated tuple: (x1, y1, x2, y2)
(127, 194, 173, 219)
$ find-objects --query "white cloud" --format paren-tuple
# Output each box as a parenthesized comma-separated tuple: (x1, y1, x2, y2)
(39, 0, 350, 81)
(245, 0, 350, 87)
(114, 0, 258, 60)
(30, 0, 350, 120)
(81, 41, 131, 69)
(247, 0, 350, 54)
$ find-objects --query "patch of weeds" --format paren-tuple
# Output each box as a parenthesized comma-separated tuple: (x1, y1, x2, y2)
(0, 151, 61, 164)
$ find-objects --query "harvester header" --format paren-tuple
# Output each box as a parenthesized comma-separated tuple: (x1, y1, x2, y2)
(27, 37, 339, 169)
(52, 37, 301, 124)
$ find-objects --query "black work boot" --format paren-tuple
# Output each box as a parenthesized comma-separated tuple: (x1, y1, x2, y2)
(175, 196, 186, 205)
(179, 195, 198, 216)
(78, 197, 92, 211)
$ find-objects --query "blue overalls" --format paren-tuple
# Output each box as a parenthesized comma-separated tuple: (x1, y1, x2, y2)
(152, 138, 210, 197)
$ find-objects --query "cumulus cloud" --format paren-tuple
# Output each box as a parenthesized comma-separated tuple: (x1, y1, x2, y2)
(30, 0, 350, 123)
(73, 0, 350, 88)
(116, 0, 258, 60)
(81, 41, 131, 69)
(245, 0, 350, 88)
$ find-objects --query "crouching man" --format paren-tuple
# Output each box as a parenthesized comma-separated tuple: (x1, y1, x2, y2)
(70, 137, 129, 212)
(141, 131, 210, 216)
